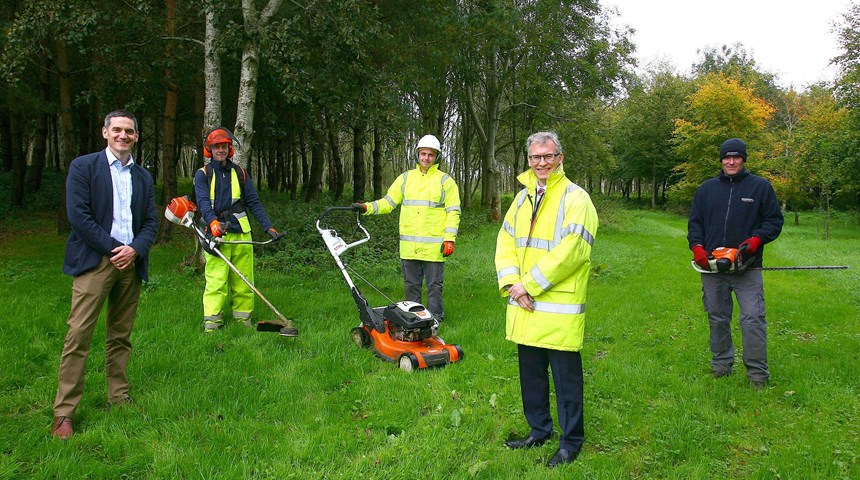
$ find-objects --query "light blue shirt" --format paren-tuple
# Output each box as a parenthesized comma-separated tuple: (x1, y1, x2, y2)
(106, 148, 135, 246)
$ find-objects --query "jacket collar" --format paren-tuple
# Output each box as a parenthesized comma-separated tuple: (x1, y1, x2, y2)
(719, 166, 750, 182)
(211, 159, 235, 172)
(517, 164, 566, 192)
(414, 162, 439, 175)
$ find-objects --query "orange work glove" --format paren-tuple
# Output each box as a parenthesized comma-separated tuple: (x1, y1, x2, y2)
(692, 245, 710, 270)
(267, 227, 280, 240)
(209, 219, 225, 237)
(351, 203, 367, 213)
(441, 241, 455, 257)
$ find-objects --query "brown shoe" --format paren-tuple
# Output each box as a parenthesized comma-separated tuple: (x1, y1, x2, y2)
(51, 416, 74, 440)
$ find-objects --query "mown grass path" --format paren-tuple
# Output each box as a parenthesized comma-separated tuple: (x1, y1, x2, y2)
(1, 203, 857, 479)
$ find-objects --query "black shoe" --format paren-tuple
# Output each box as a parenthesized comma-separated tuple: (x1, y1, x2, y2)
(547, 448, 579, 468)
(505, 434, 550, 449)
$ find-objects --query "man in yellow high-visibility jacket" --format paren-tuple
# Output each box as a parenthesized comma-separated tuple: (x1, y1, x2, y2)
(352, 134, 461, 321)
(495, 131, 598, 468)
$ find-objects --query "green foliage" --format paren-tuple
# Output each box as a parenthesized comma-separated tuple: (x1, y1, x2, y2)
(609, 69, 693, 203)
(2, 202, 858, 478)
(671, 73, 775, 202)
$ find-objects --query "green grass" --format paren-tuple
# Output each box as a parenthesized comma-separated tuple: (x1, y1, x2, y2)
(0, 200, 858, 479)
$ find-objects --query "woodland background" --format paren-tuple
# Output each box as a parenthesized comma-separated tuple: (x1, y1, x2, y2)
(2, 0, 860, 231)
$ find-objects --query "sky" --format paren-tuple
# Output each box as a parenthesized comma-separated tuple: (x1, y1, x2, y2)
(607, 0, 854, 89)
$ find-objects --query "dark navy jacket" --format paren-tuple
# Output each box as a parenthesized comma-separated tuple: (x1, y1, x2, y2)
(63, 150, 159, 280)
(687, 168, 783, 268)
(193, 159, 273, 233)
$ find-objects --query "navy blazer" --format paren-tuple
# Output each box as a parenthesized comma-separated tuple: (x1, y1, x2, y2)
(63, 150, 159, 280)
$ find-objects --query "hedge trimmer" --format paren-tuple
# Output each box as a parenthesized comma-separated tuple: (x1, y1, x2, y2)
(691, 246, 849, 274)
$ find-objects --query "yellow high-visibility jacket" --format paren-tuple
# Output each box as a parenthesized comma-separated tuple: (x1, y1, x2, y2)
(494, 165, 598, 351)
(364, 163, 461, 262)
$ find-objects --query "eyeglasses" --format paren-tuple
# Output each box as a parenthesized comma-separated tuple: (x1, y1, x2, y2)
(528, 153, 561, 163)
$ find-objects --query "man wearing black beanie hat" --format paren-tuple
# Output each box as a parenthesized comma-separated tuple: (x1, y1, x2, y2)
(687, 137, 784, 389)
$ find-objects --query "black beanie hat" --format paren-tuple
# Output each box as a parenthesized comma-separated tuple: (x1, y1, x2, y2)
(720, 138, 747, 161)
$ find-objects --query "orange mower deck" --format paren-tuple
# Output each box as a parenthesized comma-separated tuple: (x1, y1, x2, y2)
(351, 322, 464, 372)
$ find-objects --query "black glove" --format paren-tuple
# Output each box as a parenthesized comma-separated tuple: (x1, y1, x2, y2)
(351, 203, 367, 213)
(267, 228, 280, 241)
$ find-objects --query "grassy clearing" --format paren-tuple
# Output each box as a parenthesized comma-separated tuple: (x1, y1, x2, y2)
(0, 200, 857, 479)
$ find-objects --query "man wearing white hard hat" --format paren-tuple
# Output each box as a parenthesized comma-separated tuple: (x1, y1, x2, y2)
(352, 134, 461, 321)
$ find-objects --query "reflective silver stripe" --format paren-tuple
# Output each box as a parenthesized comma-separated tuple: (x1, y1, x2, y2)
(561, 223, 595, 246)
(439, 175, 449, 203)
(401, 172, 408, 197)
(233, 211, 248, 220)
(383, 195, 397, 208)
(516, 237, 553, 250)
(530, 265, 552, 290)
(400, 235, 443, 243)
(370, 201, 380, 214)
(403, 199, 445, 208)
(497, 266, 519, 279)
(502, 221, 515, 237)
(507, 298, 586, 314)
(446, 205, 461, 212)
(233, 311, 251, 319)
(204, 314, 223, 322)
(445, 227, 458, 234)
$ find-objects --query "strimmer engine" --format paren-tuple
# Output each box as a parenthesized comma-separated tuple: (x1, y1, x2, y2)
(383, 301, 439, 342)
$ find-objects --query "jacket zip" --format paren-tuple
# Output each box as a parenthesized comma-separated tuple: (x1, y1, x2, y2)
(722, 178, 734, 246)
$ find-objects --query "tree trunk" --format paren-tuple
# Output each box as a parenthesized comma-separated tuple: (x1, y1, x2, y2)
(289, 130, 299, 200)
(158, 88, 178, 241)
(0, 112, 10, 172)
(460, 104, 472, 210)
(9, 112, 25, 206)
(325, 111, 344, 200)
(29, 59, 50, 192)
(305, 123, 325, 202)
(353, 123, 366, 202)
(193, 74, 206, 173)
(300, 128, 309, 189)
(56, 40, 76, 234)
(268, 137, 280, 192)
(233, 0, 283, 168)
(372, 124, 383, 199)
(204, 1, 222, 131)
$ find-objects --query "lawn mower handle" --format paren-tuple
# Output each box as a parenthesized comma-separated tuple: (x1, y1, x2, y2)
(318, 205, 361, 223)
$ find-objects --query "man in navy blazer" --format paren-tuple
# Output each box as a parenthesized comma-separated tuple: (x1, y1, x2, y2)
(51, 109, 158, 440)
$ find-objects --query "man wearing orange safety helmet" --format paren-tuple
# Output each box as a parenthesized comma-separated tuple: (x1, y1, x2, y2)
(193, 127, 293, 334)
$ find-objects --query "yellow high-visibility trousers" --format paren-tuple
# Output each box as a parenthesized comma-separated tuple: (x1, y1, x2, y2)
(203, 231, 254, 325)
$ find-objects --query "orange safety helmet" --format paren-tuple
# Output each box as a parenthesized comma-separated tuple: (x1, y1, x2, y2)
(203, 127, 240, 158)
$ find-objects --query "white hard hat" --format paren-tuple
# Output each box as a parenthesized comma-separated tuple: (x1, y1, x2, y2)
(416, 134, 441, 154)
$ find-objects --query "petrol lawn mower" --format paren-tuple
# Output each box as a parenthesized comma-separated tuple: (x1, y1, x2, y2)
(691, 245, 849, 274)
(164, 196, 298, 337)
(317, 206, 463, 372)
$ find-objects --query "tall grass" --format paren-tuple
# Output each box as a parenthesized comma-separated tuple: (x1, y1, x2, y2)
(0, 200, 857, 479)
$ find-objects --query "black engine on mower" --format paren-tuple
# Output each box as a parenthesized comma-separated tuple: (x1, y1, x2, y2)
(383, 302, 438, 342)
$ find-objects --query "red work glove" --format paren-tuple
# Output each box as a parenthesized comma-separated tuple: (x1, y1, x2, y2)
(267, 228, 280, 241)
(209, 219, 225, 237)
(351, 203, 367, 213)
(692, 244, 710, 270)
(739, 236, 762, 255)
(441, 241, 454, 257)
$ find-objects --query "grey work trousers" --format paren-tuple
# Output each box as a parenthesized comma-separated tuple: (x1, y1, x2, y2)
(700, 269, 769, 382)
(401, 259, 445, 319)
